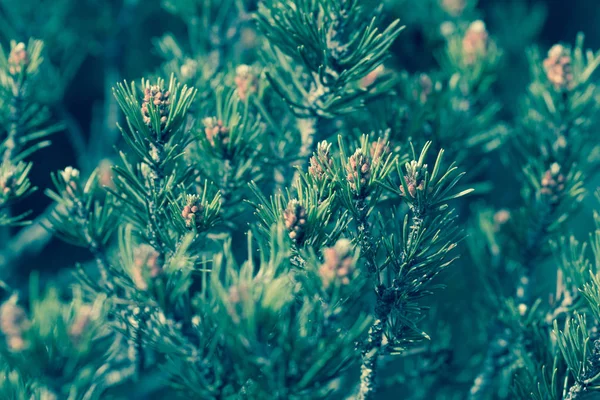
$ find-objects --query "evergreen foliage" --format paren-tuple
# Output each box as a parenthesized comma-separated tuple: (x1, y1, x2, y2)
(1, 0, 600, 399)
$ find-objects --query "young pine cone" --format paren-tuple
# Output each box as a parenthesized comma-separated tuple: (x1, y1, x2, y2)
(141, 85, 171, 129)
(283, 200, 307, 243)
(131, 244, 161, 291)
(462, 20, 489, 64)
(540, 163, 565, 204)
(319, 239, 355, 289)
(8, 42, 29, 75)
(346, 149, 371, 196)
(543, 44, 574, 91)
(203, 117, 230, 147)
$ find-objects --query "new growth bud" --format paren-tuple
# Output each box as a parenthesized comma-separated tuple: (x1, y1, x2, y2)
(463, 20, 489, 64)
(0, 297, 30, 351)
(319, 239, 356, 289)
(346, 149, 371, 196)
(8, 42, 29, 76)
(543, 44, 574, 91)
(203, 117, 230, 147)
(283, 199, 307, 243)
(441, 0, 466, 16)
(308, 141, 333, 181)
(540, 162, 565, 204)
(181, 194, 207, 230)
(234, 64, 258, 101)
(61, 166, 81, 198)
(400, 160, 427, 198)
(131, 244, 161, 291)
(0, 163, 15, 198)
(142, 85, 171, 130)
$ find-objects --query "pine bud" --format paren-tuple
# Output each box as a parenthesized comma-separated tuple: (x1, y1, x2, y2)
(543, 44, 574, 91)
(400, 160, 427, 198)
(203, 117, 230, 147)
(69, 305, 94, 343)
(98, 159, 115, 189)
(0, 298, 30, 351)
(319, 239, 355, 289)
(441, 0, 466, 16)
(0, 164, 15, 198)
(462, 20, 489, 64)
(540, 163, 565, 204)
(370, 138, 390, 166)
(61, 166, 81, 198)
(283, 200, 307, 243)
(308, 141, 333, 181)
(132, 244, 161, 291)
(360, 65, 385, 89)
(141, 85, 171, 129)
(493, 209, 511, 226)
(346, 149, 371, 196)
(181, 194, 207, 230)
(234, 64, 258, 101)
(180, 58, 199, 81)
(413, 74, 433, 104)
(8, 42, 29, 76)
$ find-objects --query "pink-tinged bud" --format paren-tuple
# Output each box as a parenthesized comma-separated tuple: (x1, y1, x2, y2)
(543, 44, 574, 91)
(463, 20, 489, 65)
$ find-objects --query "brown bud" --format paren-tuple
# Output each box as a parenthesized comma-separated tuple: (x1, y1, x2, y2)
(8, 43, 29, 75)
(203, 117, 230, 147)
(543, 44, 574, 91)
(319, 239, 355, 289)
(234, 64, 258, 101)
(283, 200, 307, 243)
(540, 163, 565, 204)
(132, 244, 162, 290)
(141, 85, 171, 130)
(463, 20, 489, 64)
(346, 149, 372, 196)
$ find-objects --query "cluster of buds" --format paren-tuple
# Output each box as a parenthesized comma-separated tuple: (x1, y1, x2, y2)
(203, 117, 230, 148)
(540, 163, 565, 204)
(441, 0, 466, 16)
(181, 194, 206, 230)
(141, 85, 171, 129)
(462, 20, 489, 64)
(0, 297, 30, 351)
(8, 42, 29, 76)
(413, 74, 433, 104)
(360, 64, 385, 89)
(346, 149, 371, 196)
(131, 244, 161, 291)
(370, 138, 390, 166)
(234, 64, 258, 101)
(543, 44, 574, 91)
(61, 166, 81, 198)
(308, 141, 333, 181)
(319, 239, 355, 289)
(283, 200, 307, 243)
(400, 160, 427, 198)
